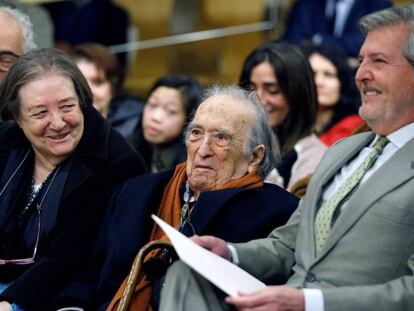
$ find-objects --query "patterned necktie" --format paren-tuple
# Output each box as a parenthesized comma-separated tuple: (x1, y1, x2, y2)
(314, 136, 389, 254)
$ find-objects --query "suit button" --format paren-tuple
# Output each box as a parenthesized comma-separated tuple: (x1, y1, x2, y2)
(305, 272, 317, 283)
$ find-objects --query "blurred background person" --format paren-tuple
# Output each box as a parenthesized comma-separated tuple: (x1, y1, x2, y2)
(129, 74, 203, 172)
(282, 0, 392, 65)
(0, 0, 53, 49)
(43, 0, 130, 67)
(0, 6, 36, 82)
(0, 48, 145, 311)
(303, 43, 365, 146)
(70, 43, 144, 138)
(239, 42, 326, 194)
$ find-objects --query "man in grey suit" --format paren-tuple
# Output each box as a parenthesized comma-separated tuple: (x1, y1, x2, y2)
(158, 4, 414, 311)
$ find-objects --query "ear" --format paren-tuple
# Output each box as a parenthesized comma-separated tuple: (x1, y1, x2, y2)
(247, 144, 265, 173)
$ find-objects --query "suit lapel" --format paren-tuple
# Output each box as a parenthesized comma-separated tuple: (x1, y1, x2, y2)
(320, 136, 414, 257)
(304, 133, 375, 260)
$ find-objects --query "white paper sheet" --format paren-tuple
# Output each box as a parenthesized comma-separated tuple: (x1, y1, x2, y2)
(152, 215, 266, 297)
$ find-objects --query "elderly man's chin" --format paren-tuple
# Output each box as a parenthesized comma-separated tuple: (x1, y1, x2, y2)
(187, 173, 217, 194)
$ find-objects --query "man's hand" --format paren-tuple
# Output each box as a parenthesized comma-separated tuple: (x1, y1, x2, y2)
(0, 301, 12, 311)
(190, 235, 232, 261)
(225, 286, 305, 311)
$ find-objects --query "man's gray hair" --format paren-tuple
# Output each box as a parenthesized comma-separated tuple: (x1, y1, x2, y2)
(188, 84, 280, 179)
(360, 5, 414, 67)
(0, 6, 36, 52)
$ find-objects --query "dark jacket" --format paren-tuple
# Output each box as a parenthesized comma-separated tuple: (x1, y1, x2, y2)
(0, 109, 145, 311)
(283, 0, 392, 57)
(57, 169, 299, 310)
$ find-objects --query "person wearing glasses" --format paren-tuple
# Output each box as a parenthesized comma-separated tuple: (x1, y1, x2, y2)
(159, 5, 414, 311)
(0, 48, 145, 311)
(55, 85, 299, 311)
(0, 6, 36, 82)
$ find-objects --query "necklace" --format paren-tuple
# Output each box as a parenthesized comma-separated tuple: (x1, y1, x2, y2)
(23, 166, 60, 214)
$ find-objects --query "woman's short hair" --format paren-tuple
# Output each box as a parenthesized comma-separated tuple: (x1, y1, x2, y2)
(0, 48, 93, 121)
(239, 42, 317, 153)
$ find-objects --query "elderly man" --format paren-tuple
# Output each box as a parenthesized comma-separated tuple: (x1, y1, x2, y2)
(159, 5, 414, 311)
(0, 6, 36, 81)
(54, 85, 298, 310)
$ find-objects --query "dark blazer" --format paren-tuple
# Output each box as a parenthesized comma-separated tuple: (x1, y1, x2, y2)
(283, 0, 392, 57)
(0, 109, 145, 311)
(57, 169, 299, 310)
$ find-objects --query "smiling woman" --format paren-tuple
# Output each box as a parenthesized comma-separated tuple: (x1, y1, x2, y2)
(0, 48, 145, 311)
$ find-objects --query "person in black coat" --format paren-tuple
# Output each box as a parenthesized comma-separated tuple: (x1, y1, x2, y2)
(56, 85, 299, 311)
(0, 48, 145, 311)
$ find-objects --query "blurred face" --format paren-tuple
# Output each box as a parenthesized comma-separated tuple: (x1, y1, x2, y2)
(17, 73, 84, 165)
(355, 23, 414, 135)
(186, 95, 260, 197)
(76, 59, 112, 118)
(0, 13, 24, 80)
(247, 62, 290, 129)
(309, 53, 341, 108)
(142, 86, 186, 146)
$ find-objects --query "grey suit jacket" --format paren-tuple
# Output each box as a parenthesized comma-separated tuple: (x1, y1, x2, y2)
(234, 132, 414, 311)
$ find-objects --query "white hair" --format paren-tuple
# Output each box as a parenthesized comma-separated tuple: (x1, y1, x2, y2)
(0, 6, 36, 52)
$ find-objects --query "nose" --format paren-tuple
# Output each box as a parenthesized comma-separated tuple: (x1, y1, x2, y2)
(256, 88, 268, 107)
(196, 136, 214, 157)
(150, 107, 164, 122)
(48, 111, 66, 130)
(355, 61, 373, 85)
(314, 72, 324, 87)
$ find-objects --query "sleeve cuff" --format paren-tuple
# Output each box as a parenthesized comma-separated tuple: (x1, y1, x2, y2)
(303, 288, 324, 311)
(227, 244, 239, 265)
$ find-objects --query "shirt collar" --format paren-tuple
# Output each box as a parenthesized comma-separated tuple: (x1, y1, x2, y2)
(383, 122, 414, 149)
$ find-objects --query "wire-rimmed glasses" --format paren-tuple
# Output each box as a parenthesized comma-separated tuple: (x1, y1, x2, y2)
(0, 204, 41, 265)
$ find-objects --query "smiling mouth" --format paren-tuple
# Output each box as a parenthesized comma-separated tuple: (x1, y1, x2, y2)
(361, 85, 382, 97)
(47, 133, 69, 140)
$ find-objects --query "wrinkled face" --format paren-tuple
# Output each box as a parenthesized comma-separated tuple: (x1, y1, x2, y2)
(142, 86, 186, 146)
(76, 59, 112, 118)
(355, 23, 414, 135)
(17, 73, 84, 165)
(309, 53, 340, 108)
(247, 61, 290, 129)
(186, 95, 256, 196)
(0, 13, 24, 80)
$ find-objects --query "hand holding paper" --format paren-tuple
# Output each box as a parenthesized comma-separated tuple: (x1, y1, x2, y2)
(151, 214, 265, 297)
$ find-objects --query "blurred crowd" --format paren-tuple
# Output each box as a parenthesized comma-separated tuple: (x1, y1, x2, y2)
(0, 1, 413, 311)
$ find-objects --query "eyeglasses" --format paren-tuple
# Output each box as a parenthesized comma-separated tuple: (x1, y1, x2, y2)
(0, 51, 20, 71)
(0, 164, 59, 265)
(0, 204, 41, 265)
